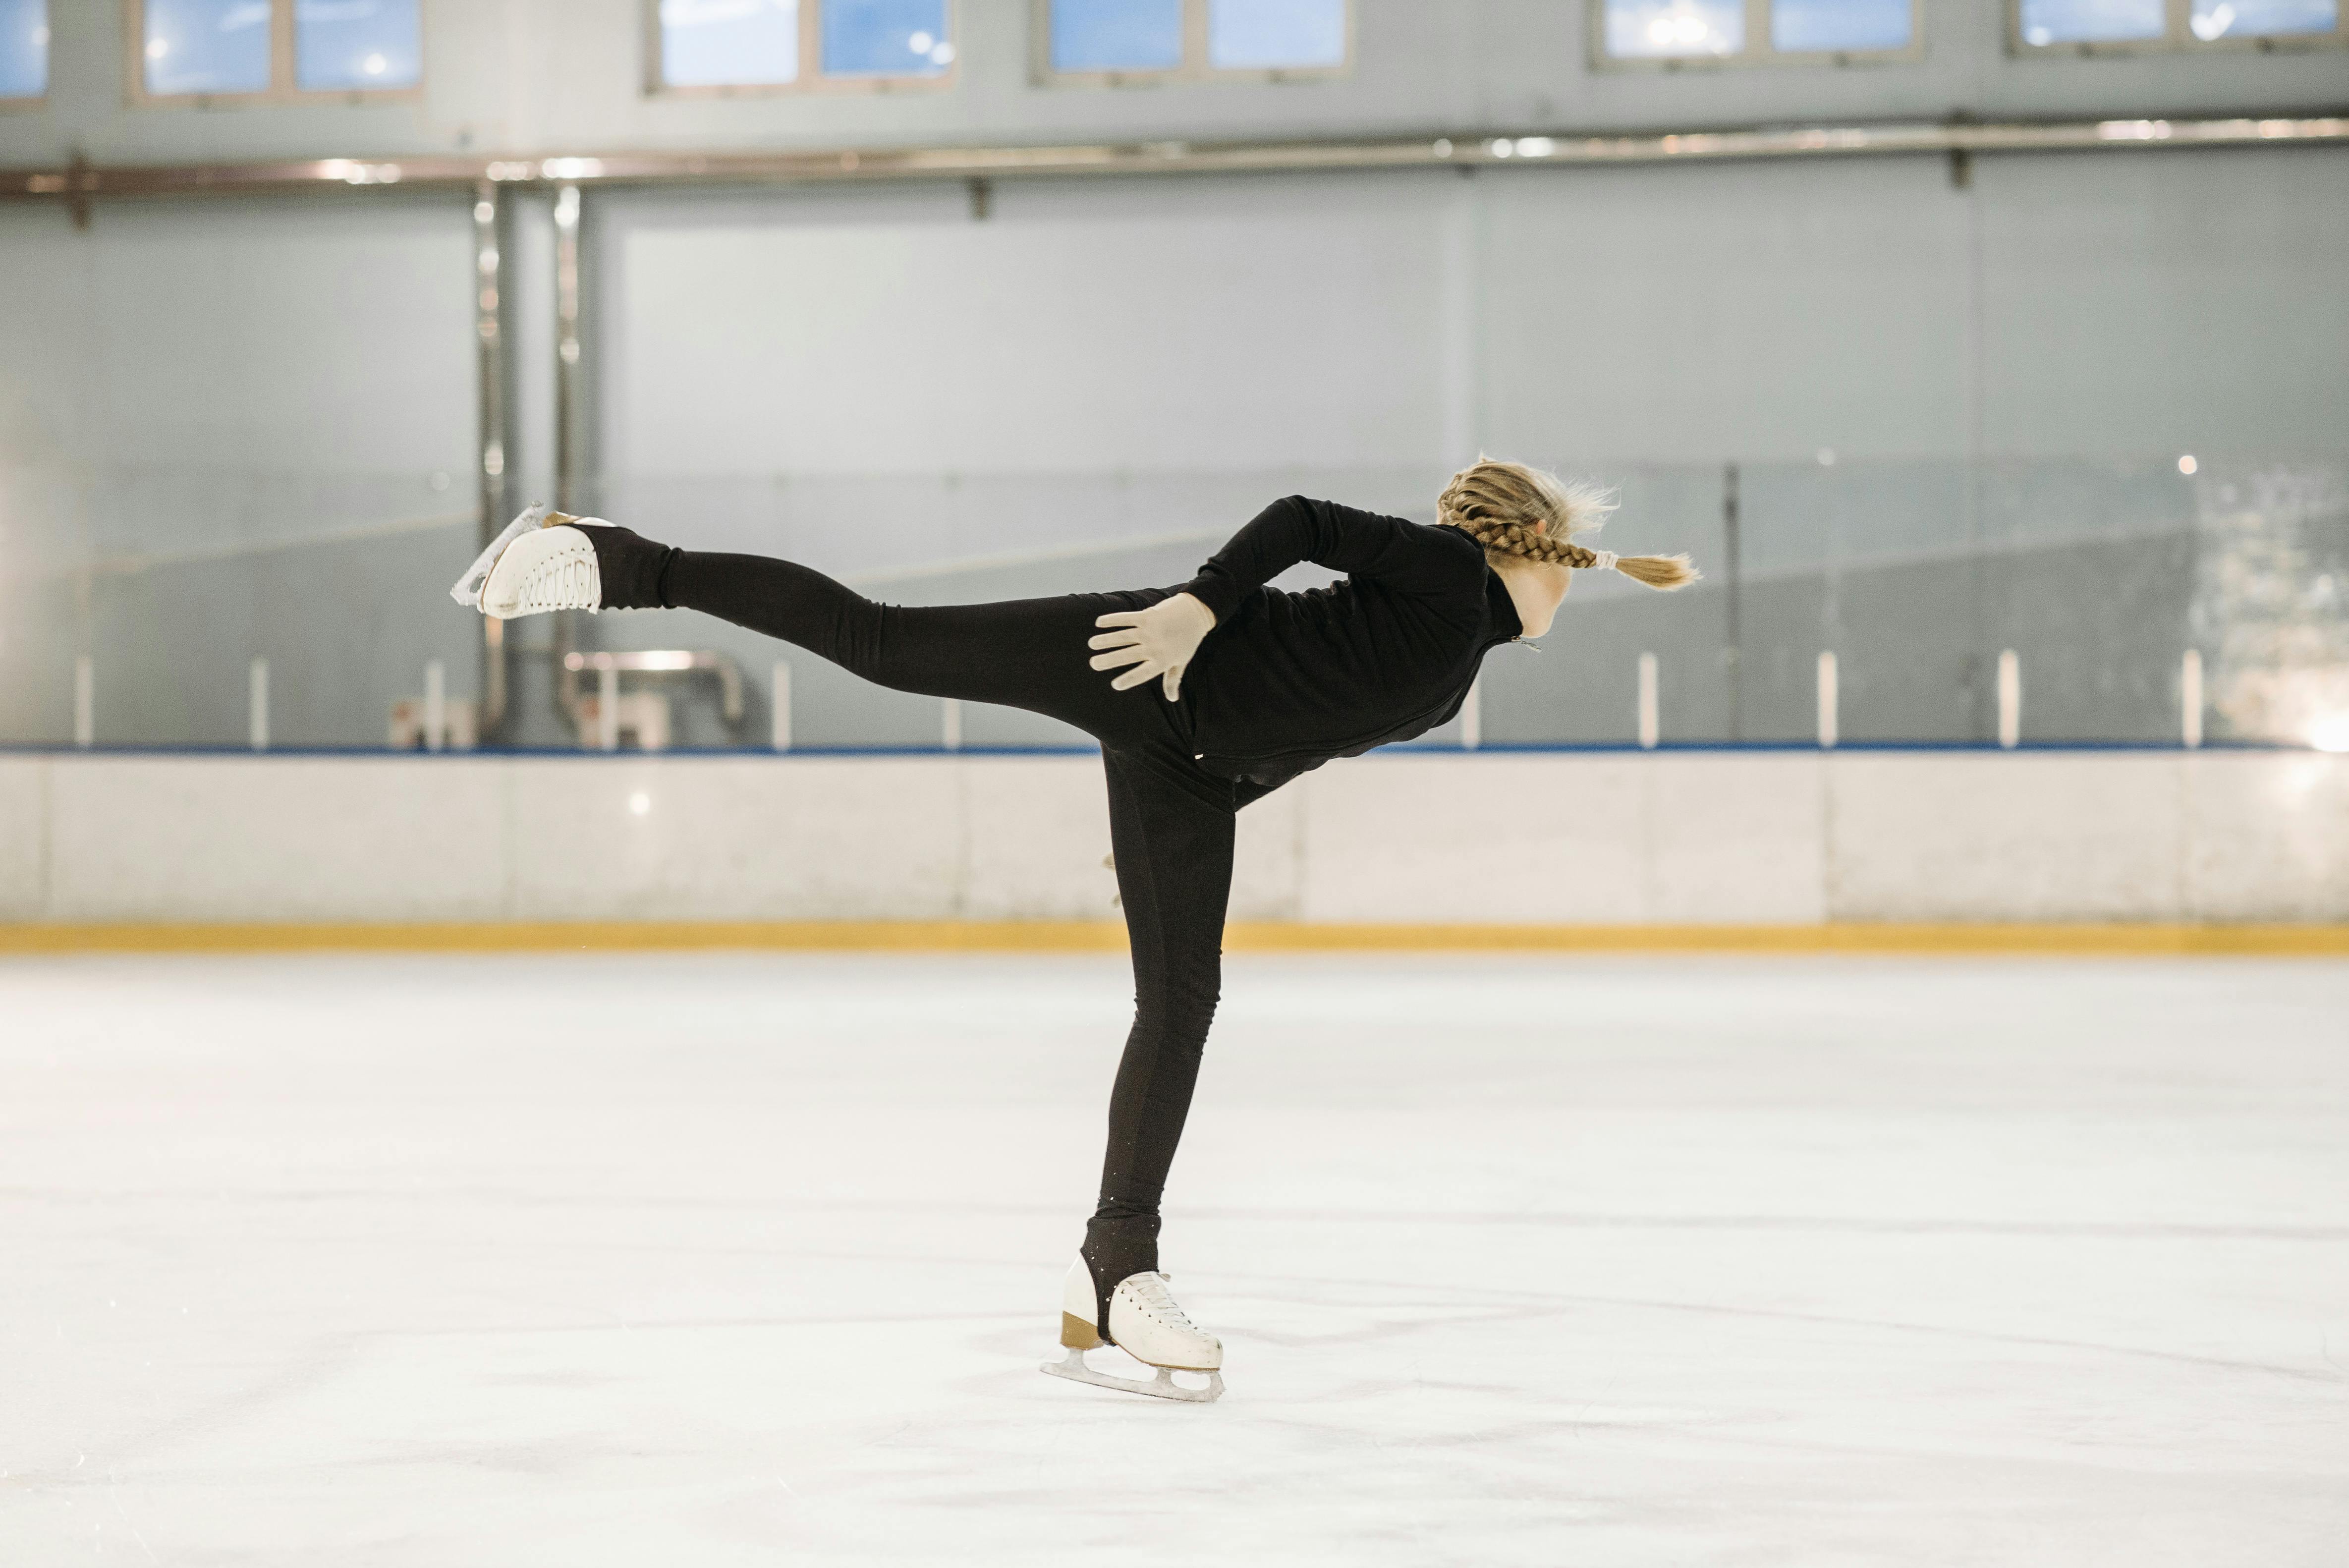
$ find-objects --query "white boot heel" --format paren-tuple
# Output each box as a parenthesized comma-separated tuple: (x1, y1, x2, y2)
(1041, 1256, 1225, 1403)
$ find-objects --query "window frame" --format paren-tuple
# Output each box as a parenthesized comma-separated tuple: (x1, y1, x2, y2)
(1589, 0, 1925, 72)
(644, 0, 962, 98)
(2006, 0, 2348, 56)
(1030, 0, 1354, 88)
(123, 0, 426, 108)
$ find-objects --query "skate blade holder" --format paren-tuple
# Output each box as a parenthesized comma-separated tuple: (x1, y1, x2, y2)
(1042, 1347, 1224, 1403)
(449, 503, 550, 607)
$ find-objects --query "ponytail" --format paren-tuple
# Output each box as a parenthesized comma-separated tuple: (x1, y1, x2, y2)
(1438, 457, 1698, 591)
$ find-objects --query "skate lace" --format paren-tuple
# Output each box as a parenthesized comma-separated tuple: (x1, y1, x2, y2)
(1124, 1272, 1198, 1332)
(515, 551, 595, 614)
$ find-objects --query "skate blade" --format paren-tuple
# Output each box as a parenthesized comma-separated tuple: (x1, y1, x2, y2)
(449, 504, 549, 608)
(1040, 1347, 1223, 1404)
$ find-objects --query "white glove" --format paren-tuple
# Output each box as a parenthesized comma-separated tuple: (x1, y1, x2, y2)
(1089, 592, 1217, 701)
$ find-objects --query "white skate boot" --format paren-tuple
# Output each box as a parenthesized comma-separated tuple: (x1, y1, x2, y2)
(1041, 1256, 1224, 1403)
(448, 504, 612, 617)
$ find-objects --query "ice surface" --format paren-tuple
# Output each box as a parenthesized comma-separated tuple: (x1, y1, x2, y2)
(2, 952, 2345, 1565)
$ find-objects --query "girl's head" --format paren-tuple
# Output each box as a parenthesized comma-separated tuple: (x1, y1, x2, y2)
(1436, 457, 1697, 592)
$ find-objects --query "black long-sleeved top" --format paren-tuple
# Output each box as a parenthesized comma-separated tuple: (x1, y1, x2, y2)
(1171, 496, 1523, 794)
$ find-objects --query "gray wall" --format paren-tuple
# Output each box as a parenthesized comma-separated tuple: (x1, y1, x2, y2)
(0, 4, 2343, 748)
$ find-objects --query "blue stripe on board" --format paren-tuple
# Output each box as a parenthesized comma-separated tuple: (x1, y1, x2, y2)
(0, 741, 2327, 759)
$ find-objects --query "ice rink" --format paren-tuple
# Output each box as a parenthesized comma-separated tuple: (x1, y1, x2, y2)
(4, 951, 2345, 1566)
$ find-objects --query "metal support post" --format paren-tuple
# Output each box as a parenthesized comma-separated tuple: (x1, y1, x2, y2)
(249, 658, 270, 751)
(1816, 651, 1839, 750)
(2181, 649, 2203, 749)
(553, 182, 590, 741)
(1637, 653, 1660, 750)
(425, 660, 447, 753)
(474, 180, 513, 740)
(1997, 649, 2021, 749)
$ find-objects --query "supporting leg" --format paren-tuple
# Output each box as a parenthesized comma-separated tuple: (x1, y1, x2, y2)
(1082, 748, 1238, 1334)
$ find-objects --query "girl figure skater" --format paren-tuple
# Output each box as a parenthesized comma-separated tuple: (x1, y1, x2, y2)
(452, 458, 1694, 1402)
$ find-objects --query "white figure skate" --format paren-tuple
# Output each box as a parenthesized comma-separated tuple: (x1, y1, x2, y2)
(1041, 1257, 1224, 1403)
(448, 504, 611, 617)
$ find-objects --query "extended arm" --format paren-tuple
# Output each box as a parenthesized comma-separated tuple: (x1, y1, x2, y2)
(1087, 497, 1467, 702)
(1171, 496, 1465, 624)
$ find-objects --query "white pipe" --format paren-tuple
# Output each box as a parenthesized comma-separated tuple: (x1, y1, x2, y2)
(1461, 675, 1482, 752)
(597, 665, 619, 752)
(2181, 649, 2203, 749)
(425, 660, 447, 754)
(73, 656, 93, 749)
(249, 658, 270, 752)
(1997, 649, 2020, 750)
(1816, 650, 1839, 750)
(1636, 652, 1659, 751)
(772, 660, 792, 753)
(941, 697, 963, 753)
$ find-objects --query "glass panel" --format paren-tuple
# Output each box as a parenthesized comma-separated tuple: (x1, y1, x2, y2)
(2016, 0, 2166, 45)
(294, 0, 420, 90)
(5, 453, 2343, 750)
(2189, 0, 2338, 38)
(0, 0, 45, 97)
(143, 0, 274, 96)
(1052, 0, 1184, 72)
(1602, 0, 1746, 58)
(659, 0, 799, 86)
(1207, 0, 1347, 68)
(1772, 0, 1913, 52)
(821, 0, 954, 75)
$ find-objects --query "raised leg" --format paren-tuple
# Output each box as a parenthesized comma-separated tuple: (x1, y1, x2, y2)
(652, 545, 1183, 747)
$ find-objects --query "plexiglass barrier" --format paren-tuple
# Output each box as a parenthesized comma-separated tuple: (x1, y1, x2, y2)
(1, 454, 2342, 753)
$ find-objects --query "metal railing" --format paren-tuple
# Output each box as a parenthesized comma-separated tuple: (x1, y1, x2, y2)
(7, 115, 2346, 213)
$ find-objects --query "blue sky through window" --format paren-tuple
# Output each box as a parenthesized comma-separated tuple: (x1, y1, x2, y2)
(823, 0, 953, 74)
(1053, 0, 1184, 72)
(295, 0, 420, 90)
(1603, 0, 1744, 57)
(1207, 0, 1346, 69)
(661, 0, 800, 85)
(0, 0, 45, 97)
(1773, 0, 1912, 52)
(2017, 0, 2165, 43)
(144, 0, 274, 95)
(2188, 0, 2338, 36)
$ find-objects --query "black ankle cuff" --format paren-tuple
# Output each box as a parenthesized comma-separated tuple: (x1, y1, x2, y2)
(1081, 1211, 1161, 1333)
(584, 526, 678, 611)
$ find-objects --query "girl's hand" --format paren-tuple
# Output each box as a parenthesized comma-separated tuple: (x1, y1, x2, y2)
(1089, 593, 1216, 701)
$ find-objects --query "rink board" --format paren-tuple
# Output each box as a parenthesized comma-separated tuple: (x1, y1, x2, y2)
(1, 748, 2346, 930)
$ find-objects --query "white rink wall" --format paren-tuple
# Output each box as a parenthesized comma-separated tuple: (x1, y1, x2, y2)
(1, 750, 2346, 927)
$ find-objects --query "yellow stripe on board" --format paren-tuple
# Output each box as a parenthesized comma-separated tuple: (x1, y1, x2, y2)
(0, 921, 2345, 955)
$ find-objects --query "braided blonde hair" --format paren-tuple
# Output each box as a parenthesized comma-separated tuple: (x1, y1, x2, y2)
(1437, 457, 1697, 590)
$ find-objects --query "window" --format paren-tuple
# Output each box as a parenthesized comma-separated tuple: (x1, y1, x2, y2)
(0, 0, 47, 100)
(1206, 0, 1346, 68)
(651, 0, 956, 93)
(1773, 0, 1914, 51)
(1597, 0, 1919, 66)
(826, 0, 956, 74)
(1038, 0, 1350, 84)
(131, 0, 423, 102)
(2012, 0, 2344, 50)
(294, 0, 421, 91)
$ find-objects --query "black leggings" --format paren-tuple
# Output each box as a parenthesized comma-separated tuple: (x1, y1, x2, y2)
(641, 544, 1236, 1314)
